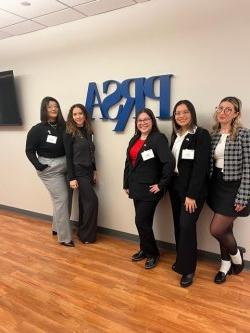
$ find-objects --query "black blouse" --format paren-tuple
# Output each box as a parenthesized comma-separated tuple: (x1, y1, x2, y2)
(64, 127, 96, 180)
(25, 122, 65, 171)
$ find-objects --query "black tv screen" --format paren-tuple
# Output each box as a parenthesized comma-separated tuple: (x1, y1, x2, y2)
(0, 70, 22, 125)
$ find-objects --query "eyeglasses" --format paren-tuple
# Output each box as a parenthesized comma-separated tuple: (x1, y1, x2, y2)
(174, 110, 190, 117)
(137, 117, 152, 124)
(215, 106, 234, 115)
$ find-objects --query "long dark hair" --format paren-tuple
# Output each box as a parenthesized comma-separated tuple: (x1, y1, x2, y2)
(40, 96, 65, 127)
(134, 108, 159, 136)
(66, 103, 93, 137)
(171, 100, 197, 140)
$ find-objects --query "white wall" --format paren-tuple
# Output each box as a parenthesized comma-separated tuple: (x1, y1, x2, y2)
(1, 0, 250, 258)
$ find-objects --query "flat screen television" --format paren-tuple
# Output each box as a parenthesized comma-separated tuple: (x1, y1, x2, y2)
(0, 70, 22, 125)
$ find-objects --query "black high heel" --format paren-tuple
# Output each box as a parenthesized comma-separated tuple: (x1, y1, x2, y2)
(60, 240, 75, 247)
(172, 262, 177, 272)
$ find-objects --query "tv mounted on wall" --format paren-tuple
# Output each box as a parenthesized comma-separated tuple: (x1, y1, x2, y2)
(0, 70, 22, 125)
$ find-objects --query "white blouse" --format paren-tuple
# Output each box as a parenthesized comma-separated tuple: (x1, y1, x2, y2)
(214, 133, 229, 169)
(172, 127, 197, 173)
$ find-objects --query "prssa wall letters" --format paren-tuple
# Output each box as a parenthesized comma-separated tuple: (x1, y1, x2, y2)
(85, 74, 172, 132)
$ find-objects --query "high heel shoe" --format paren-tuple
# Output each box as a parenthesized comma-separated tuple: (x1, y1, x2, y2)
(172, 262, 177, 272)
(214, 265, 232, 284)
(232, 248, 245, 275)
(60, 240, 75, 247)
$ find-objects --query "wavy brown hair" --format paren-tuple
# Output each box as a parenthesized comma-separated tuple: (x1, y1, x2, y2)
(212, 96, 242, 140)
(66, 104, 93, 137)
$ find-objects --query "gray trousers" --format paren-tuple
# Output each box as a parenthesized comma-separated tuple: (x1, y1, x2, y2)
(37, 156, 72, 243)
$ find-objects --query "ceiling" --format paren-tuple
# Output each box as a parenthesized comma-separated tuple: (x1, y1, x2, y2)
(0, 0, 151, 40)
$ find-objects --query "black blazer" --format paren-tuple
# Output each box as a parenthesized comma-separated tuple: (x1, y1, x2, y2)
(123, 131, 174, 201)
(170, 127, 211, 200)
(64, 131, 96, 181)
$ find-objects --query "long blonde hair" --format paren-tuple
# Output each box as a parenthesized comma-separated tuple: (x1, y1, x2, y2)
(212, 96, 242, 140)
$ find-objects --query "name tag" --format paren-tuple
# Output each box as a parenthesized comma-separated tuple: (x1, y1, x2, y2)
(141, 149, 155, 161)
(182, 149, 194, 160)
(46, 135, 57, 144)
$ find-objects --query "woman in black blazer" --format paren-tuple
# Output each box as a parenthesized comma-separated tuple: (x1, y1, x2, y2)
(64, 104, 98, 244)
(207, 97, 250, 284)
(169, 100, 210, 287)
(123, 108, 173, 269)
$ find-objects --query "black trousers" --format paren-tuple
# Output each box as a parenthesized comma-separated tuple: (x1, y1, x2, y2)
(133, 199, 160, 257)
(77, 176, 98, 243)
(169, 188, 205, 275)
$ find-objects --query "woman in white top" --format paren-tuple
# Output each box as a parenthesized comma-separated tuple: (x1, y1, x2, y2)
(207, 96, 250, 284)
(169, 100, 210, 287)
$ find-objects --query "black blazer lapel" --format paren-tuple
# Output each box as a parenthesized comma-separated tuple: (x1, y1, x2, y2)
(133, 138, 149, 168)
(126, 134, 140, 167)
(170, 134, 176, 150)
(177, 133, 195, 165)
(133, 132, 154, 168)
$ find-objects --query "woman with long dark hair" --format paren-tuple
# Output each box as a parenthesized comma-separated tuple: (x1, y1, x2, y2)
(169, 100, 210, 287)
(26, 96, 73, 246)
(208, 96, 250, 284)
(64, 104, 98, 244)
(123, 108, 173, 269)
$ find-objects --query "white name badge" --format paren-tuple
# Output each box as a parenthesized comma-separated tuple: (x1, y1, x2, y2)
(182, 149, 194, 160)
(46, 135, 57, 144)
(141, 149, 155, 161)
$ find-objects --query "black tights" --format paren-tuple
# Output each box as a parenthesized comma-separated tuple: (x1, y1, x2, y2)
(210, 213, 238, 260)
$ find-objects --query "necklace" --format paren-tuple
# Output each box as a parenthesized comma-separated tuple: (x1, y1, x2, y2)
(48, 122, 57, 129)
(220, 129, 230, 134)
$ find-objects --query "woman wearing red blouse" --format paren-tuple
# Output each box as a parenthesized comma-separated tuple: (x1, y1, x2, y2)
(123, 108, 174, 269)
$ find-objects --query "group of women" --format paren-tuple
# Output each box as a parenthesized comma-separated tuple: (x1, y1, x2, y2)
(26, 95, 249, 288)
(123, 96, 249, 288)
(26, 97, 98, 247)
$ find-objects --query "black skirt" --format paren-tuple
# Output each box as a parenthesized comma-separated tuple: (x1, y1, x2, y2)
(207, 167, 250, 217)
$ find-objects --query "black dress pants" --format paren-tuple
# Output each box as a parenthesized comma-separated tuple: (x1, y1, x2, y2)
(133, 199, 160, 258)
(76, 168, 98, 243)
(169, 188, 205, 275)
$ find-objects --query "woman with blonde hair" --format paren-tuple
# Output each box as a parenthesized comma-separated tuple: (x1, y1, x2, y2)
(207, 96, 250, 284)
(64, 104, 98, 244)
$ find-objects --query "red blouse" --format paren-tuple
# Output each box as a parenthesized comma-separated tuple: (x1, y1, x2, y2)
(129, 138, 145, 167)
